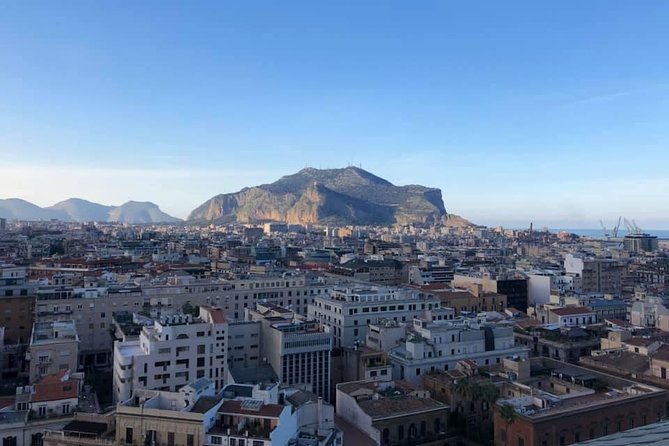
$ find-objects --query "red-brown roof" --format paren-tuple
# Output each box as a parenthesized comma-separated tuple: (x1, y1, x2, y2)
(0, 396, 15, 410)
(653, 345, 669, 362)
(551, 307, 593, 316)
(625, 337, 657, 347)
(32, 371, 79, 403)
(218, 400, 284, 418)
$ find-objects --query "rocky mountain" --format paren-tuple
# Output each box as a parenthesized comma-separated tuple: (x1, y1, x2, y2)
(0, 198, 180, 223)
(188, 167, 448, 225)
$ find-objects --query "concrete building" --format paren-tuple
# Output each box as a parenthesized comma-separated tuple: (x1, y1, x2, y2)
(414, 284, 507, 315)
(27, 321, 79, 384)
(564, 254, 624, 296)
(388, 316, 529, 387)
(453, 275, 528, 312)
(623, 234, 659, 253)
(247, 303, 333, 401)
(113, 306, 228, 403)
(336, 380, 448, 446)
(309, 285, 441, 348)
(34, 272, 330, 368)
(0, 264, 37, 345)
(329, 258, 404, 286)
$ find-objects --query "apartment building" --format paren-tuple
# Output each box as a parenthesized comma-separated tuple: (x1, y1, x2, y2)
(247, 303, 333, 401)
(0, 264, 37, 345)
(388, 317, 529, 386)
(113, 306, 228, 403)
(26, 321, 79, 383)
(564, 254, 624, 296)
(34, 272, 330, 367)
(308, 285, 441, 348)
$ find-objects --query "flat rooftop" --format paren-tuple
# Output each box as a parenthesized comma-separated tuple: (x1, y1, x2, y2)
(31, 321, 78, 344)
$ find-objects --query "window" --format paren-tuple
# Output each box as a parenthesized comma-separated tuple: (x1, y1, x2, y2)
(167, 432, 175, 446)
(211, 437, 222, 445)
(30, 434, 43, 446)
(2, 437, 17, 446)
(125, 428, 133, 444)
(38, 406, 47, 416)
(187, 434, 194, 446)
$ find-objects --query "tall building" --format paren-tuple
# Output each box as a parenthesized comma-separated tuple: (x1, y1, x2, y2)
(309, 285, 441, 348)
(624, 233, 659, 253)
(247, 303, 333, 401)
(113, 306, 228, 403)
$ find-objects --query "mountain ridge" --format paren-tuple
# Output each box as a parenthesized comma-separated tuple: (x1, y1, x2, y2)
(0, 198, 180, 223)
(188, 166, 449, 225)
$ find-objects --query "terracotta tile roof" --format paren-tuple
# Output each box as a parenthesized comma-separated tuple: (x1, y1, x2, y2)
(551, 307, 593, 316)
(32, 371, 79, 403)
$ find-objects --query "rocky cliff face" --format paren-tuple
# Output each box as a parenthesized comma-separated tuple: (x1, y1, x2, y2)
(188, 167, 447, 225)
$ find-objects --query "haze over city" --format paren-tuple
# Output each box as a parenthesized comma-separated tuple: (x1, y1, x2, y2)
(1, 1, 668, 228)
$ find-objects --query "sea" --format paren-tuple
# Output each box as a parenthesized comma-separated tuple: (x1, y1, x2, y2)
(549, 229, 669, 239)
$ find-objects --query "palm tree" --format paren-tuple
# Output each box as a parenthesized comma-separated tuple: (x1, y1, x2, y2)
(498, 404, 517, 446)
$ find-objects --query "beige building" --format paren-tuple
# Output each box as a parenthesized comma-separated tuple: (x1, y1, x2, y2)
(27, 321, 79, 383)
(116, 379, 222, 446)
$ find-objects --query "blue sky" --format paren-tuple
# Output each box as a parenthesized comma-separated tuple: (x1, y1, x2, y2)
(1, 1, 668, 227)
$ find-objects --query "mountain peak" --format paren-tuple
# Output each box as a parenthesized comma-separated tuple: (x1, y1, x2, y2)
(188, 166, 447, 225)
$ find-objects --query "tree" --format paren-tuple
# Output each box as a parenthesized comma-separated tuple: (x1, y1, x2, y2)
(498, 404, 517, 446)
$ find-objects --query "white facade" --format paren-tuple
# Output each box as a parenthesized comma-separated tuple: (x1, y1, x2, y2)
(113, 307, 228, 403)
(308, 285, 441, 348)
(389, 317, 529, 386)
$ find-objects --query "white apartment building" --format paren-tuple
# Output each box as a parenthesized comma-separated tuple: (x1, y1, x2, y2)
(308, 285, 441, 348)
(113, 306, 228, 403)
(389, 317, 529, 386)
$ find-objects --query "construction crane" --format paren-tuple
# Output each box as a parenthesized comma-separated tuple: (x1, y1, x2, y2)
(612, 216, 622, 238)
(623, 218, 643, 235)
(599, 220, 609, 237)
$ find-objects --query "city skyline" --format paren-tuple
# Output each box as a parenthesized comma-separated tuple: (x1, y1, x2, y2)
(1, 1, 668, 228)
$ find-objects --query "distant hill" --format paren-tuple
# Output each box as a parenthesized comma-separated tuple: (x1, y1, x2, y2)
(188, 166, 449, 225)
(0, 198, 70, 221)
(0, 198, 180, 224)
(48, 198, 114, 222)
(107, 201, 181, 224)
